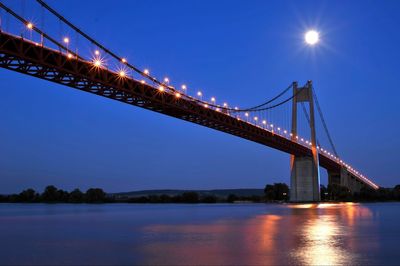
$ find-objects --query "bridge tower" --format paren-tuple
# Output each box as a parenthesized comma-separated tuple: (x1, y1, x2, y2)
(290, 81, 321, 202)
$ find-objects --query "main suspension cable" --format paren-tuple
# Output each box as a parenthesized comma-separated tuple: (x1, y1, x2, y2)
(0, 2, 82, 59)
(34, 0, 293, 113)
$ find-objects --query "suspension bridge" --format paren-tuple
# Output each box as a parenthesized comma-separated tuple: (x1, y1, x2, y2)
(0, 1, 379, 202)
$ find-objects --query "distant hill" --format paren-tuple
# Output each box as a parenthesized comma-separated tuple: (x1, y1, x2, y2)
(112, 189, 264, 199)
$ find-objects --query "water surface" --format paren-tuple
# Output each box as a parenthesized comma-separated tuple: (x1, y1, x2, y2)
(0, 203, 399, 265)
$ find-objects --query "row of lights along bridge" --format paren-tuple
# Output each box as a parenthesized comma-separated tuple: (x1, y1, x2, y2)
(20, 21, 378, 189)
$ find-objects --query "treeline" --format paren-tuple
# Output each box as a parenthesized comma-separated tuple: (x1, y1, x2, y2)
(123, 192, 263, 203)
(1, 183, 400, 204)
(321, 184, 400, 202)
(0, 185, 109, 203)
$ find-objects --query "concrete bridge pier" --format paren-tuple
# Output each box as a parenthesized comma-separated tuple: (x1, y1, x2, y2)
(290, 81, 321, 202)
(328, 168, 364, 193)
(290, 156, 320, 202)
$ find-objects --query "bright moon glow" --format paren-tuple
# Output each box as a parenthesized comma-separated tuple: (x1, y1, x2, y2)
(305, 30, 319, 45)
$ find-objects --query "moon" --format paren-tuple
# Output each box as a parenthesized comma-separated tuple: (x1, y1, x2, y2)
(305, 30, 319, 45)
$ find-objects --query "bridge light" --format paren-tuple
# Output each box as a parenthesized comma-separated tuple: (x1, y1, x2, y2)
(26, 22, 34, 29)
(158, 85, 165, 92)
(118, 70, 126, 77)
(277, 127, 281, 131)
(204, 104, 209, 108)
(216, 108, 220, 112)
(141, 80, 146, 84)
(63, 37, 70, 44)
(301, 138, 304, 142)
(223, 102, 228, 107)
(67, 53, 73, 59)
(270, 124, 274, 128)
(94, 50, 100, 56)
(197, 91, 202, 96)
(93, 59, 102, 67)
(181, 84, 187, 90)
(254, 116, 258, 121)
(143, 69, 149, 75)
(121, 58, 127, 63)
(211, 97, 216, 103)
(175, 92, 181, 98)
(245, 112, 249, 117)
(234, 107, 239, 110)
(164, 77, 169, 83)
(262, 120, 266, 125)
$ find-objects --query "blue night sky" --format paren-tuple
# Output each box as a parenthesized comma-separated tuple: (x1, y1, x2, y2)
(1, 0, 399, 193)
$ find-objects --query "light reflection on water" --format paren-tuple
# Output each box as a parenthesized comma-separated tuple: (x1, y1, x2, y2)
(0, 203, 397, 265)
(140, 203, 375, 265)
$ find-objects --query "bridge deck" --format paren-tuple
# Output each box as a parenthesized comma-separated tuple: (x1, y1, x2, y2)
(0, 31, 378, 189)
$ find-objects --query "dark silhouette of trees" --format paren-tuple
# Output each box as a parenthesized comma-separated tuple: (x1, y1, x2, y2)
(18, 188, 39, 202)
(85, 188, 106, 203)
(320, 185, 328, 201)
(327, 184, 352, 201)
(2, 183, 400, 204)
(394, 185, 400, 200)
(264, 183, 289, 201)
(202, 195, 217, 203)
(181, 192, 199, 203)
(69, 189, 84, 203)
(42, 185, 61, 202)
(227, 194, 238, 203)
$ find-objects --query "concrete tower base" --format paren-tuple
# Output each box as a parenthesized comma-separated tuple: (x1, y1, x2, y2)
(328, 168, 364, 193)
(290, 156, 320, 202)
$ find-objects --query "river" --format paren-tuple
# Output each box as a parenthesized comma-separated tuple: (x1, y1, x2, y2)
(0, 202, 399, 265)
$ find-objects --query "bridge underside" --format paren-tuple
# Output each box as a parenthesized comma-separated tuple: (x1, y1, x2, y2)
(0, 31, 377, 195)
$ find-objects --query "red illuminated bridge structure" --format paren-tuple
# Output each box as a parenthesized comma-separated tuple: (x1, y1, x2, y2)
(0, 1, 379, 202)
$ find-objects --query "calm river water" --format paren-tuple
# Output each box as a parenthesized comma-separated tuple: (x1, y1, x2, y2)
(0, 203, 399, 265)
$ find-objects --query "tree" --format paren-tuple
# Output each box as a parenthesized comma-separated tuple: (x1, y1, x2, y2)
(181, 192, 199, 203)
(202, 195, 217, 203)
(320, 185, 328, 201)
(274, 183, 289, 201)
(69, 189, 84, 203)
(85, 188, 107, 203)
(264, 184, 275, 201)
(264, 183, 289, 201)
(42, 185, 60, 202)
(327, 184, 352, 201)
(18, 188, 38, 202)
(394, 185, 400, 200)
(227, 194, 238, 203)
